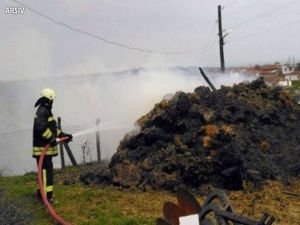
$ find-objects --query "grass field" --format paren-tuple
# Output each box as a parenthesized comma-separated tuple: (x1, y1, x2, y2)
(0, 163, 299, 225)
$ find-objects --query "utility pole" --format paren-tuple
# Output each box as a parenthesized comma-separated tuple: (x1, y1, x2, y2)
(218, 5, 225, 73)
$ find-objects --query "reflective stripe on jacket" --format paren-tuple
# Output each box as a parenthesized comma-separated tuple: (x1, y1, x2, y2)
(33, 105, 58, 157)
(32, 146, 58, 156)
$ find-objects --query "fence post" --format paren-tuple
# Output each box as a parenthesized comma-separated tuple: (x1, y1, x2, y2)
(96, 118, 101, 162)
(81, 143, 86, 165)
(63, 143, 78, 166)
(57, 117, 65, 169)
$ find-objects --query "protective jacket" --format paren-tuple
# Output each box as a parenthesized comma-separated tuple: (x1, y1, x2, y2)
(32, 101, 61, 157)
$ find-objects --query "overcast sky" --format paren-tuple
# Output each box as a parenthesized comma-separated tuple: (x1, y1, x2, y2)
(1, 0, 300, 80)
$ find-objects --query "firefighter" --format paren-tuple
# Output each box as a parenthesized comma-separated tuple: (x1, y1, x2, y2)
(33, 88, 72, 202)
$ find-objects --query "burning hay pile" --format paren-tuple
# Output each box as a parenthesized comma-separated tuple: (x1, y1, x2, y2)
(82, 78, 300, 191)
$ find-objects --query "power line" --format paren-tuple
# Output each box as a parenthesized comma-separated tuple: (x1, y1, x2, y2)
(200, 22, 218, 61)
(225, 0, 264, 17)
(227, 18, 300, 44)
(227, 0, 300, 30)
(201, 37, 218, 66)
(205, 41, 219, 66)
(224, 0, 240, 8)
(11, 0, 213, 55)
(205, 38, 218, 60)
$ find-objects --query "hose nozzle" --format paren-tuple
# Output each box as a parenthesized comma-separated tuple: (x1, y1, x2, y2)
(56, 137, 69, 143)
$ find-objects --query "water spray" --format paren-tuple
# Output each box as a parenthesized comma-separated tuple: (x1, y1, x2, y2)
(72, 124, 132, 138)
(72, 126, 99, 138)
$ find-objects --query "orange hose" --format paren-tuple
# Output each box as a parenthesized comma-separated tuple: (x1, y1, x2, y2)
(37, 138, 73, 225)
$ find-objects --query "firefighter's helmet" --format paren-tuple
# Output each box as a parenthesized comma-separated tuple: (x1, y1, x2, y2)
(41, 88, 56, 100)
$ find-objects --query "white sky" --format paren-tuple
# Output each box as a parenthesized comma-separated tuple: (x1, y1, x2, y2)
(1, 0, 300, 80)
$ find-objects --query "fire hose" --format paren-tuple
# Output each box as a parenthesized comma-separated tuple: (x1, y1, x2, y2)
(37, 137, 73, 225)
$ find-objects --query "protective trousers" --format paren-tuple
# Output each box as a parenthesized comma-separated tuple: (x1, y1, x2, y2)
(36, 156, 54, 200)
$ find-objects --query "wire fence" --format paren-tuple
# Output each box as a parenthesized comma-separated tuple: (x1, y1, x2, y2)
(0, 118, 130, 176)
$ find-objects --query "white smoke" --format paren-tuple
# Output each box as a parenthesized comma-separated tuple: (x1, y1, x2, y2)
(0, 67, 256, 175)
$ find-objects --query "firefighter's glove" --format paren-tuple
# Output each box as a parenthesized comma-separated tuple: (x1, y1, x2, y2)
(64, 133, 73, 143)
(49, 136, 57, 146)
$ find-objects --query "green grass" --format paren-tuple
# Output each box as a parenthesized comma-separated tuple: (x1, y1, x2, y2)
(0, 164, 175, 225)
(2, 163, 299, 225)
(291, 80, 300, 91)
